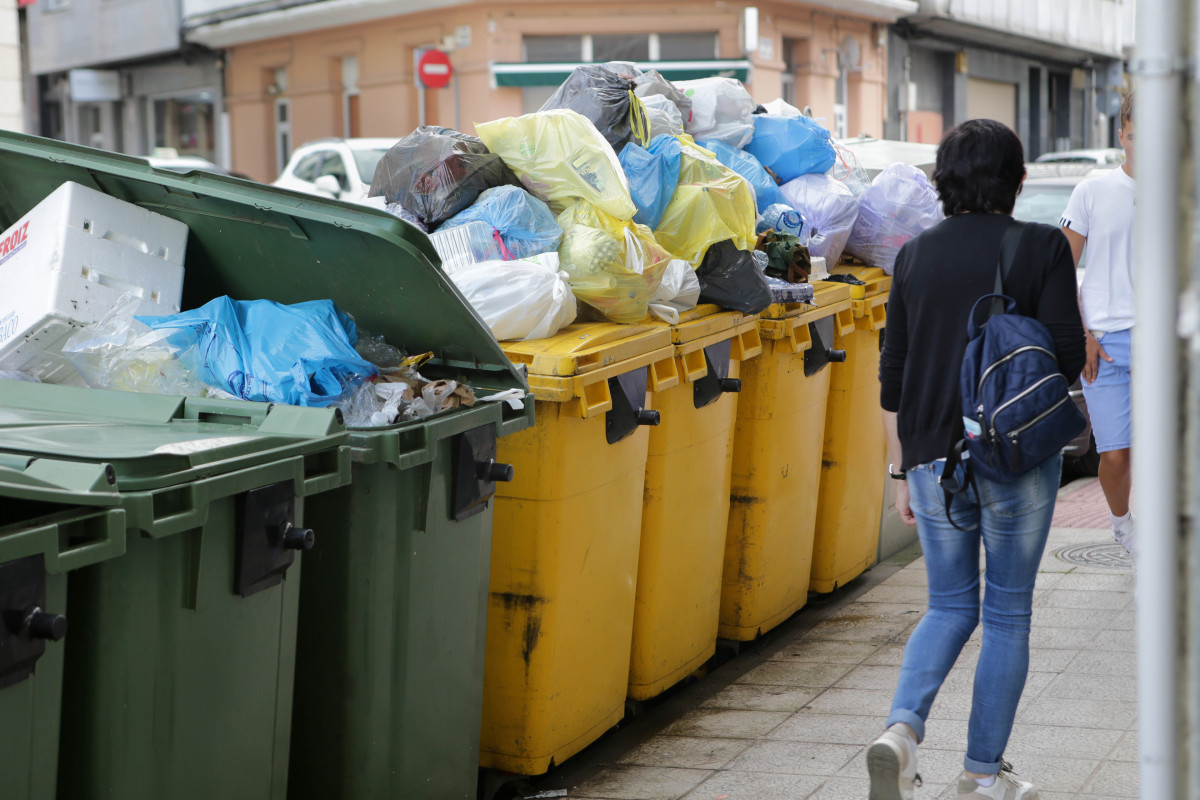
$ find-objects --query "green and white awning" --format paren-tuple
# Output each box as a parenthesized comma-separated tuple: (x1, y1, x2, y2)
(491, 60, 752, 88)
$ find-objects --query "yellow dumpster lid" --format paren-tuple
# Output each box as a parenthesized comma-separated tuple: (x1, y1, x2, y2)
(654, 304, 758, 346)
(828, 265, 892, 299)
(760, 282, 853, 322)
(500, 322, 673, 379)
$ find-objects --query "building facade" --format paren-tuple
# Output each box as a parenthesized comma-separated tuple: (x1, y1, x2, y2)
(186, 0, 918, 182)
(1, 0, 23, 131)
(885, 0, 1132, 157)
(24, 0, 222, 162)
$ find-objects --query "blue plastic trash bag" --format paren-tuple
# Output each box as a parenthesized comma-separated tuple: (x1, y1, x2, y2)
(138, 297, 378, 407)
(755, 203, 810, 241)
(618, 134, 681, 230)
(697, 139, 783, 214)
(745, 114, 837, 183)
(440, 185, 563, 260)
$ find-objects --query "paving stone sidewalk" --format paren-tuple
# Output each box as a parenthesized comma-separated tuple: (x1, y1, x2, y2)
(522, 477, 1137, 800)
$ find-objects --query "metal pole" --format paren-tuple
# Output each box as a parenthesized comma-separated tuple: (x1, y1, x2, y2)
(1132, 0, 1185, 794)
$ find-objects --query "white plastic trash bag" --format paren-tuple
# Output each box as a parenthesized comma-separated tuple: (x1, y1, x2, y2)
(845, 163, 944, 275)
(649, 259, 701, 324)
(674, 77, 756, 148)
(640, 93, 685, 138)
(780, 173, 860, 267)
(763, 98, 803, 117)
(450, 259, 577, 341)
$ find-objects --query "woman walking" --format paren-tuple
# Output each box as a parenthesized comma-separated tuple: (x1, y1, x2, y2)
(867, 119, 1087, 800)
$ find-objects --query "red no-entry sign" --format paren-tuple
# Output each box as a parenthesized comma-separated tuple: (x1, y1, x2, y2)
(417, 49, 453, 89)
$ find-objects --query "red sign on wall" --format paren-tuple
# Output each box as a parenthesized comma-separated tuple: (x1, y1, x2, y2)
(17, 0, 36, 8)
(417, 49, 453, 90)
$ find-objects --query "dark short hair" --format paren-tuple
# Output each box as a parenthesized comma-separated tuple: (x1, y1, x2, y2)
(1120, 92, 1134, 130)
(933, 119, 1026, 216)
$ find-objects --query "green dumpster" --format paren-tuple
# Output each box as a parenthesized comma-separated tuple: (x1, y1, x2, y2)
(0, 131, 533, 800)
(0, 381, 349, 800)
(0, 454, 125, 800)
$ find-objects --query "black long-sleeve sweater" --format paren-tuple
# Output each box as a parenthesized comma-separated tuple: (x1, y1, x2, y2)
(879, 213, 1087, 471)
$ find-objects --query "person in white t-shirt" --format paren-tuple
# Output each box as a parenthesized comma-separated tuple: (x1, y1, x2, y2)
(1060, 92, 1135, 556)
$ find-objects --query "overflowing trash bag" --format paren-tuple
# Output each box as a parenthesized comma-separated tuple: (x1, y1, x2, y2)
(698, 138, 783, 214)
(762, 98, 804, 117)
(780, 172, 860, 266)
(639, 93, 685, 138)
(618, 134, 682, 230)
(745, 114, 837, 183)
(449, 257, 577, 340)
(648, 258, 702, 324)
(477, 109, 638, 220)
(635, 70, 693, 125)
(539, 65, 649, 154)
(440, 185, 563, 261)
(756, 203, 810, 241)
(368, 126, 519, 229)
(655, 140, 757, 266)
(674, 77, 756, 148)
(556, 200, 671, 323)
(695, 239, 773, 314)
(136, 296, 378, 407)
(845, 163, 944, 275)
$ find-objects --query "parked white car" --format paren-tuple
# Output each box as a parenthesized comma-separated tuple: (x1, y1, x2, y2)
(272, 138, 396, 202)
(1033, 147, 1125, 166)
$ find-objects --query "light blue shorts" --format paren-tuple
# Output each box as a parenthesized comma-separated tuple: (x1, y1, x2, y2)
(1080, 328, 1132, 453)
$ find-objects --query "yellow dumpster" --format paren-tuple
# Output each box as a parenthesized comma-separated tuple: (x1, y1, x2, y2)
(629, 307, 763, 701)
(720, 282, 855, 640)
(480, 323, 680, 775)
(811, 265, 891, 593)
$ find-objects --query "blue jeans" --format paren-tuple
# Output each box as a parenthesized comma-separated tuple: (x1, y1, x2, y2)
(886, 453, 1060, 774)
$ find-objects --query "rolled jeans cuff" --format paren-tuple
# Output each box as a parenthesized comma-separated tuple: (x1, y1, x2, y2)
(963, 754, 1003, 775)
(885, 709, 925, 744)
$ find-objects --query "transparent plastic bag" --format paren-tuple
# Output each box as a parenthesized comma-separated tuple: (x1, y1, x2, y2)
(354, 327, 405, 368)
(756, 203, 810, 241)
(476, 109, 638, 220)
(449, 259, 577, 341)
(539, 65, 650, 153)
(654, 140, 757, 266)
(830, 142, 873, 196)
(428, 220, 507, 273)
(634, 70, 693, 125)
(618, 134, 682, 231)
(440, 185, 563, 261)
(698, 138, 783, 213)
(845, 163, 944, 275)
(640, 93, 685, 138)
(745, 114, 837, 183)
(674, 77, 756, 148)
(555, 201, 671, 323)
(779, 173, 860, 266)
(368, 126, 519, 229)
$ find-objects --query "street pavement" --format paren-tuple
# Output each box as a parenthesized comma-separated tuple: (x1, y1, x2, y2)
(515, 476, 1137, 800)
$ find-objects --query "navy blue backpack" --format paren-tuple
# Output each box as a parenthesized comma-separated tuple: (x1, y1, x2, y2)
(949, 221, 1086, 490)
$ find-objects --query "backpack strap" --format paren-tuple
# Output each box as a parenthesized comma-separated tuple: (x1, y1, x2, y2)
(938, 439, 976, 532)
(989, 220, 1026, 316)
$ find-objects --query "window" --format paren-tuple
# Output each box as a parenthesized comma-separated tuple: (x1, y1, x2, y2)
(317, 153, 349, 192)
(658, 32, 718, 60)
(152, 94, 216, 163)
(341, 56, 360, 139)
(350, 147, 389, 186)
(592, 34, 649, 62)
(42, 0, 70, 12)
(292, 151, 324, 182)
(781, 38, 798, 106)
(274, 99, 291, 176)
(524, 35, 582, 62)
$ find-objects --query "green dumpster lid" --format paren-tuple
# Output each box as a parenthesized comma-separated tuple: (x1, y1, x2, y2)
(0, 381, 347, 492)
(0, 130, 526, 396)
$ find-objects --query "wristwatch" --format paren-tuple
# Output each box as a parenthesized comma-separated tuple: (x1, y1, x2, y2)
(887, 464, 907, 481)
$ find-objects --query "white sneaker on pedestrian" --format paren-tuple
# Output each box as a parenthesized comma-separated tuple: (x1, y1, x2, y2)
(1112, 512, 1135, 566)
(956, 762, 1038, 799)
(867, 725, 920, 800)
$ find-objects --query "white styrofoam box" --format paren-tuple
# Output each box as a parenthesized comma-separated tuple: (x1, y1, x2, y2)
(0, 181, 188, 384)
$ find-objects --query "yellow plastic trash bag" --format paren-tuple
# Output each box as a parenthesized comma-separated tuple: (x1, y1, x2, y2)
(654, 139, 757, 266)
(476, 109, 638, 221)
(556, 201, 671, 324)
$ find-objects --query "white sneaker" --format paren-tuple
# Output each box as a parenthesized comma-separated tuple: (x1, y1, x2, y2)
(867, 726, 920, 800)
(956, 762, 1038, 799)
(1113, 513, 1135, 565)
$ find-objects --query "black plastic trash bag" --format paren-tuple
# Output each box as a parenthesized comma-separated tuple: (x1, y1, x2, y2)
(695, 239, 773, 314)
(540, 65, 649, 154)
(368, 126, 519, 230)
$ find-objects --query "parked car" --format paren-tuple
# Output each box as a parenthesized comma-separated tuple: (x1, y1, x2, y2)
(1033, 147, 1125, 166)
(272, 138, 397, 202)
(1012, 167, 1106, 477)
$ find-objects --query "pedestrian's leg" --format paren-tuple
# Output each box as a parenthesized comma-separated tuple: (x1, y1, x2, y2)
(1080, 330, 1133, 541)
(1098, 447, 1131, 516)
(964, 453, 1060, 777)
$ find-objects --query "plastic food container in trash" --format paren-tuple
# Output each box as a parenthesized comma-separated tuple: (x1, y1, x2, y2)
(480, 322, 679, 775)
(0, 454, 125, 800)
(720, 282, 855, 640)
(811, 265, 891, 593)
(629, 306, 763, 701)
(0, 131, 532, 800)
(0, 381, 349, 800)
